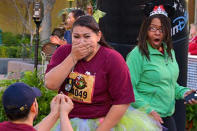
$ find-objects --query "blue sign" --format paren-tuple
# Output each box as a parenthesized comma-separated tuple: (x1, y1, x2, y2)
(171, 11, 188, 36)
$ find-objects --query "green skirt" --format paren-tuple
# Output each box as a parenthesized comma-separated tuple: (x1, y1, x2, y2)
(52, 107, 162, 131)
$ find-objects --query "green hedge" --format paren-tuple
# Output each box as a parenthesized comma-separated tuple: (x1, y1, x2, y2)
(0, 45, 42, 62)
(0, 32, 31, 58)
(2, 32, 30, 46)
(0, 46, 22, 58)
(186, 104, 197, 131)
(2, 32, 20, 46)
(0, 32, 37, 59)
(0, 71, 57, 125)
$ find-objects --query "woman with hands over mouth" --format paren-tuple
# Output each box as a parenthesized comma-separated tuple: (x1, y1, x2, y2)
(45, 15, 135, 130)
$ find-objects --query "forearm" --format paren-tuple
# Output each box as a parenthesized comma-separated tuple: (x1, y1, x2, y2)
(60, 113, 73, 131)
(96, 104, 130, 131)
(34, 112, 59, 131)
(45, 54, 76, 90)
(175, 83, 190, 99)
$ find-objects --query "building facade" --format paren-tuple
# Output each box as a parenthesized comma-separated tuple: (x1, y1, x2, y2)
(187, 0, 196, 24)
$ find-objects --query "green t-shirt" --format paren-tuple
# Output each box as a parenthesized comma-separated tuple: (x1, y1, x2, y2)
(126, 42, 190, 117)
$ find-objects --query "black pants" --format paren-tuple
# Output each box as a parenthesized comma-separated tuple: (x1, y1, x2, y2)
(162, 116, 177, 131)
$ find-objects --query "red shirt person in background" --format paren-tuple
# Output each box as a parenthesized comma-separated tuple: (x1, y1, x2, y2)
(188, 23, 197, 55)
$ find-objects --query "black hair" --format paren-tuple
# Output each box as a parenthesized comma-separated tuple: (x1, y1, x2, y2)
(51, 28, 65, 39)
(138, 14, 173, 60)
(71, 15, 111, 48)
(70, 9, 85, 19)
(4, 105, 31, 121)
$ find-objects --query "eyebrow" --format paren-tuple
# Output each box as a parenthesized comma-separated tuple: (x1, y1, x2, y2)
(150, 24, 162, 27)
(73, 33, 90, 35)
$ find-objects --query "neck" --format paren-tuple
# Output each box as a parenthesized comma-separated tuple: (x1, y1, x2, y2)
(11, 118, 33, 126)
(11, 112, 35, 126)
(158, 46, 163, 52)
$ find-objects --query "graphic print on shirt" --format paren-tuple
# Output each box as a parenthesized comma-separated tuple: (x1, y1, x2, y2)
(65, 72, 95, 103)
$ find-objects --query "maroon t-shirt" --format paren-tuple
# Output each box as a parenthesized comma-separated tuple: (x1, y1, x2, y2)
(46, 44, 135, 119)
(0, 121, 36, 131)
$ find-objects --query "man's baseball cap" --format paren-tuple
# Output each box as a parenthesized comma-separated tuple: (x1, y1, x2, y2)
(2, 82, 42, 113)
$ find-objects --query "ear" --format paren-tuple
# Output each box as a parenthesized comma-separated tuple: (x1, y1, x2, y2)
(30, 101, 36, 113)
(97, 31, 102, 42)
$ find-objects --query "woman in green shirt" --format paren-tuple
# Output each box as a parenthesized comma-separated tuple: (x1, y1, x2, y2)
(126, 5, 197, 131)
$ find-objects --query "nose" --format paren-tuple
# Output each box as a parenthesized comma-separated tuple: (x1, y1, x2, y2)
(155, 29, 161, 35)
(79, 38, 85, 44)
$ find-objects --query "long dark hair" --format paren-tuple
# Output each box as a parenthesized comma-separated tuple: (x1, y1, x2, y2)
(138, 14, 173, 60)
(71, 15, 111, 48)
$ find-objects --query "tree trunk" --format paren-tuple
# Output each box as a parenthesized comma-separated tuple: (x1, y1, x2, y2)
(11, 0, 34, 46)
(40, 0, 56, 45)
(76, 0, 89, 10)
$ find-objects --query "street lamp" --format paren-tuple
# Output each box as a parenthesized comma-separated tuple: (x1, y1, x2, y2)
(33, 1, 43, 72)
(68, 0, 74, 8)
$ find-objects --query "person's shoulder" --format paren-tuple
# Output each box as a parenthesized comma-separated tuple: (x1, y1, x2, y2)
(57, 44, 71, 51)
(102, 46, 124, 60)
(0, 121, 11, 129)
(49, 44, 71, 65)
(0, 121, 9, 125)
(170, 48, 176, 58)
(130, 46, 140, 54)
(0, 121, 7, 130)
(101, 46, 128, 70)
(194, 36, 197, 40)
(54, 44, 71, 55)
(127, 46, 141, 59)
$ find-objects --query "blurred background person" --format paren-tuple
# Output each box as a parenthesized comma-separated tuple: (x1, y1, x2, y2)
(188, 23, 197, 55)
(50, 27, 66, 47)
(50, 9, 85, 45)
(86, 3, 93, 16)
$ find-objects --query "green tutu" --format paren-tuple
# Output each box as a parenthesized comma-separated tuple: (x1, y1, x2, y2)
(52, 107, 162, 131)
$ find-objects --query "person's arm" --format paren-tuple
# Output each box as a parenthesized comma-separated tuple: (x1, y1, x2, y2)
(60, 95, 73, 131)
(34, 95, 61, 131)
(45, 43, 90, 90)
(45, 54, 77, 90)
(96, 104, 129, 131)
(173, 48, 191, 100)
(50, 36, 67, 45)
(175, 83, 190, 100)
(34, 113, 59, 131)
